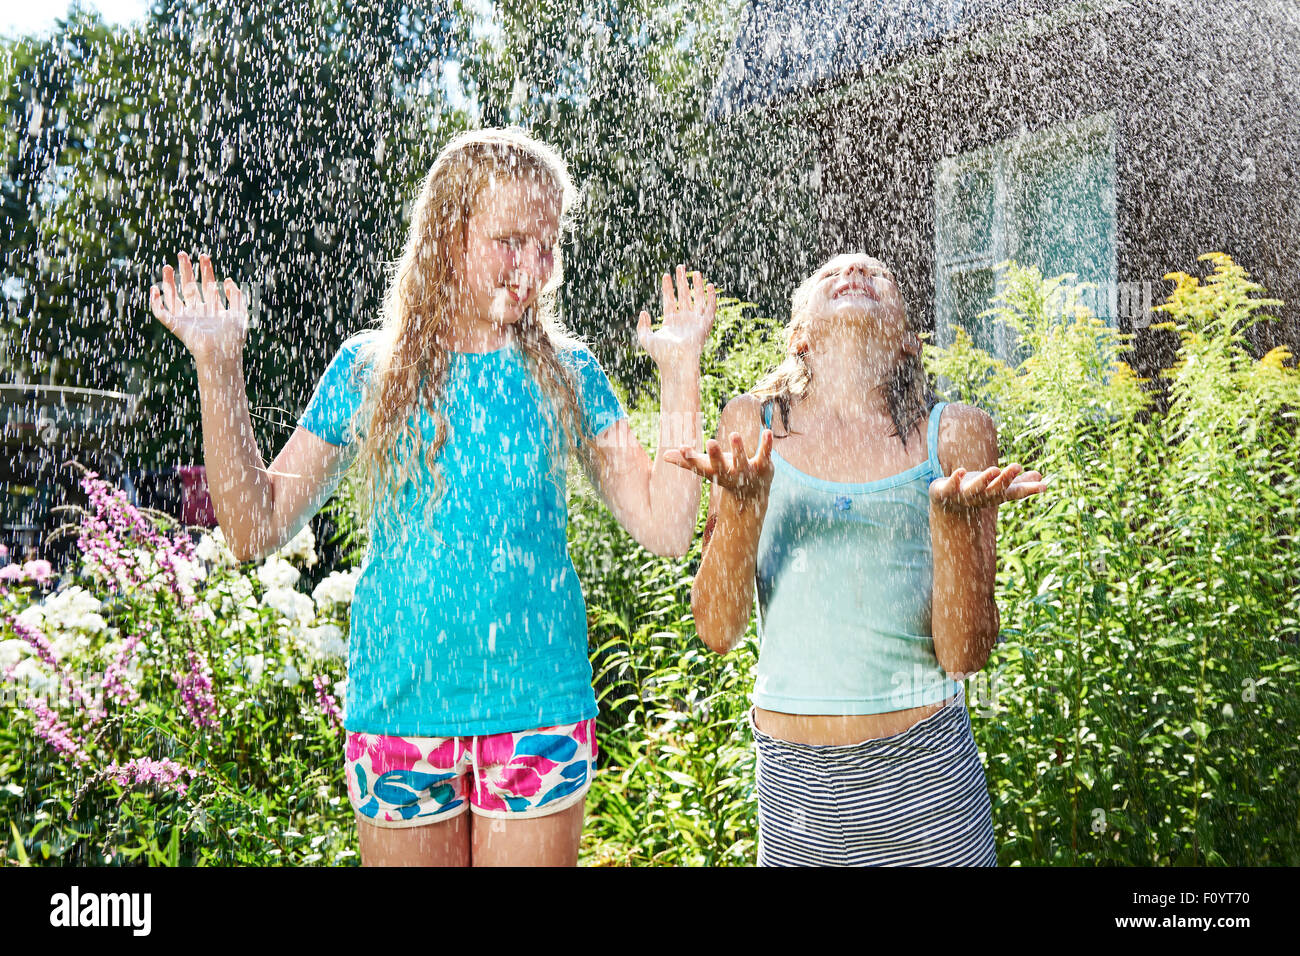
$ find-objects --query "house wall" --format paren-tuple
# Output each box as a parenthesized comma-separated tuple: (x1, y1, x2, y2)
(811, 0, 1300, 378)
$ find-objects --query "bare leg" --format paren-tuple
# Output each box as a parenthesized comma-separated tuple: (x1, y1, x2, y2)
(470, 799, 585, 867)
(356, 811, 471, 867)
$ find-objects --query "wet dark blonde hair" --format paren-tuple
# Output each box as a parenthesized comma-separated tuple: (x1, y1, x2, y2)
(345, 127, 595, 542)
(751, 254, 935, 449)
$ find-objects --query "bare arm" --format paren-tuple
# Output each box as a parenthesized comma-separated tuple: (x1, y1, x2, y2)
(585, 365, 702, 556)
(666, 394, 773, 654)
(152, 251, 352, 563)
(929, 404, 1047, 675)
(196, 358, 351, 562)
(583, 265, 712, 557)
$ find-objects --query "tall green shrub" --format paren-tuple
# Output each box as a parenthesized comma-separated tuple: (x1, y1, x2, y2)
(925, 254, 1300, 865)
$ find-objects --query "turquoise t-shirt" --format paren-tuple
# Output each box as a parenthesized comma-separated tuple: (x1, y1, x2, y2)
(296, 330, 627, 737)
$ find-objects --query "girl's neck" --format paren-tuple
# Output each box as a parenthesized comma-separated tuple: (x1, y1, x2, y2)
(796, 327, 900, 422)
(435, 319, 514, 354)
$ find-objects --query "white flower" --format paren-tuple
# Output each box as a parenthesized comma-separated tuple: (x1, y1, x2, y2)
(273, 660, 301, 685)
(275, 525, 318, 568)
(208, 575, 257, 616)
(297, 623, 348, 661)
(99, 638, 126, 664)
(195, 528, 238, 567)
(127, 548, 159, 579)
(333, 678, 348, 722)
(257, 555, 300, 590)
(171, 554, 207, 590)
(15, 604, 46, 633)
(220, 620, 254, 642)
(49, 631, 91, 660)
(41, 586, 108, 634)
(103, 645, 144, 686)
(81, 557, 112, 585)
(10, 657, 57, 697)
(238, 653, 266, 683)
(0, 639, 29, 671)
(312, 569, 360, 609)
(262, 586, 315, 623)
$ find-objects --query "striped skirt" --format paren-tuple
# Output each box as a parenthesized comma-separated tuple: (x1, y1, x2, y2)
(751, 685, 998, 866)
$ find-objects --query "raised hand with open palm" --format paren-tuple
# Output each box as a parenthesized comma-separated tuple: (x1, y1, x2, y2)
(637, 263, 717, 372)
(149, 251, 248, 365)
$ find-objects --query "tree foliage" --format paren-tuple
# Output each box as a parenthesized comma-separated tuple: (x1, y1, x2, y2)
(3, 1, 471, 465)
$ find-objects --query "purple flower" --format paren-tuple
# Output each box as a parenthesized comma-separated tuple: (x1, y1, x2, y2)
(23, 697, 92, 766)
(103, 757, 199, 798)
(175, 649, 218, 731)
(5, 615, 103, 722)
(7, 614, 59, 669)
(76, 471, 198, 605)
(313, 674, 343, 729)
(104, 633, 142, 708)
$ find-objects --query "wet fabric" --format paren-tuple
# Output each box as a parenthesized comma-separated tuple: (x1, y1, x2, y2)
(298, 331, 627, 736)
(750, 685, 997, 866)
(752, 400, 959, 714)
(346, 717, 598, 826)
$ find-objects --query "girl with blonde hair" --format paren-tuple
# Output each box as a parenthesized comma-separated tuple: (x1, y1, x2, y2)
(149, 126, 714, 866)
(666, 253, 1047, 866)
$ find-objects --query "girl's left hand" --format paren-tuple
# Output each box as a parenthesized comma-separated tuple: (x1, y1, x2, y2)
(637, 263, 716, 369)
(929, 463, 1050, 514)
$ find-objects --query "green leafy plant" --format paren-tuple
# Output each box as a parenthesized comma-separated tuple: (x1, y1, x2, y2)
(926, 254, 1300, 865)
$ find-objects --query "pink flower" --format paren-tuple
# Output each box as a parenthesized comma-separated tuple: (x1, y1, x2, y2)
(492, 762, 544, 798)
(476, 731, 561, 801)
(22, 560, 52, 583)
(0, 564, 26, 581)
(75, 471, 198, 605)
(103, 757, 199, 798)
(424, 737, 461, 768)
(104, 633, 142, 707)
(175, 649, 218, 731)
(313, 674, 342, 729)
(24, 697, 92, 765)
(474, 789, 510, 812)
(7, 615, 103, 723)
(475, 732, 518, 767)
(7, 614, 58, 669)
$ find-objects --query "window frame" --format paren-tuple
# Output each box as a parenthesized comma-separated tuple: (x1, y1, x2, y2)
(933, 110, 1118, 363)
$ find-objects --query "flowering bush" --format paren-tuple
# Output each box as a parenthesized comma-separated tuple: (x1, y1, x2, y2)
(0, 471, 358, 865)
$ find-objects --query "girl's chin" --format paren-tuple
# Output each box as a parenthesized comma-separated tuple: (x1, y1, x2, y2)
(828, 298, 905, 323)
(485, 297, 534, 324)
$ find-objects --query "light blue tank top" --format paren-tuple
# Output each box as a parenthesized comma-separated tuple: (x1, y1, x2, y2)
(752, 400, 959, 715)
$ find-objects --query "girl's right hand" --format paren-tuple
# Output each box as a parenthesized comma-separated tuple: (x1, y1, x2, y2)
(149, 251, 249, 365)
(664, 429, 775, 504)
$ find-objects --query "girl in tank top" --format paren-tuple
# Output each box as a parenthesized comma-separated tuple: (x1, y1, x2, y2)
(665, 253, 1048, 865)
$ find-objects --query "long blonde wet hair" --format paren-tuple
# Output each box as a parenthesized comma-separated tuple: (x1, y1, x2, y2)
(751, 256, 935, 449)
(345, 127, 594, 542)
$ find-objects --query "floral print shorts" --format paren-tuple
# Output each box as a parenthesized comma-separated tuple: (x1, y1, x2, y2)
(345, 718, 598, 827)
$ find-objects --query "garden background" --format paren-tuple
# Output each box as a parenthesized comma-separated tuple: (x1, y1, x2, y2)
(1, 1, 1297, 865)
